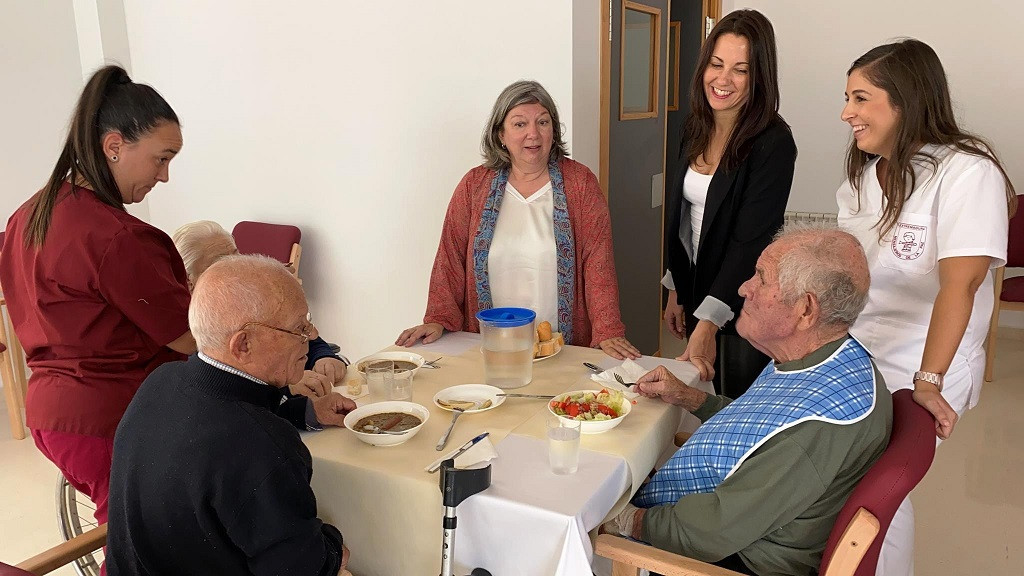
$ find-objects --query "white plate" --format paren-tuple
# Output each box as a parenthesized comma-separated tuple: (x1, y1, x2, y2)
(533, 345, 562, 363)
(433, 384, 506, 414)
(354, 351, 426, 375)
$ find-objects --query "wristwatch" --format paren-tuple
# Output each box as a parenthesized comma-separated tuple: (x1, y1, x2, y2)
(913, 370, 943, 392)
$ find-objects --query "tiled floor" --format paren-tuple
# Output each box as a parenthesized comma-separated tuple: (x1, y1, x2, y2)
(1, 330, 1022, 574)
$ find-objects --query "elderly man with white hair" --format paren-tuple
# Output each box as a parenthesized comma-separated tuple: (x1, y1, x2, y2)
(605, 225, 893, 576)
(173, 220, 349, 400)
(107, 254, 354, 576)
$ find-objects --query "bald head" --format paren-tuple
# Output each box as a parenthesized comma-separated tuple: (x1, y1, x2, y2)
(772, 224, 870, 329)
(189, 254, 305, 353)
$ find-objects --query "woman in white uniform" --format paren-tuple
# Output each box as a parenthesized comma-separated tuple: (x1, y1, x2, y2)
(836, 38, 1017, 575)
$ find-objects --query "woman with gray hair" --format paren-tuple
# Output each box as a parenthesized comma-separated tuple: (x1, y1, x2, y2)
(397, 80, 639, 359)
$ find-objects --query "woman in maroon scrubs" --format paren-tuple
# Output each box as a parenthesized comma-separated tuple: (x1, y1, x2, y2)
(0, 65, 194, 527)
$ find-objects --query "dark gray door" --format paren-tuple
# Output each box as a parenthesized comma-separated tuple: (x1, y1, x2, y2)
(609, 0, 669, 354)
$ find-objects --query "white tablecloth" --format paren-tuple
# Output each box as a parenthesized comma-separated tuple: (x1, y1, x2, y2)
(453, 434, 631, 575)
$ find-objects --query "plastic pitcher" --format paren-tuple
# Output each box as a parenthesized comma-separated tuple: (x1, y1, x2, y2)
(476, 307, 536, 389)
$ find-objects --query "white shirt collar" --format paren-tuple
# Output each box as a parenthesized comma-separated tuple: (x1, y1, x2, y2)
(198, 352, 269, 386)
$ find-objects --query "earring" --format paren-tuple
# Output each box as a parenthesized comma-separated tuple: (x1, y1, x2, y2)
(110, 155, 118, 162)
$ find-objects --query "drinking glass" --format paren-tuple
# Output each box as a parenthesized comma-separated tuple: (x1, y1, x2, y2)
(365, 360, 394, 403)
(547, 416, 581, 475)
(392, 368, 414, 400)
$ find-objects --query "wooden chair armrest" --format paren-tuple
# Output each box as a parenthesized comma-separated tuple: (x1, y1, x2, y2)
(16, 524, 107, 575)
(820, 508, 879, 576)
(595, 534, 747, 576)
(673, 431, 692, 447)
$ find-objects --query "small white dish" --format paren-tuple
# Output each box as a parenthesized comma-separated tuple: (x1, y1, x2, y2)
(433, 384, 506, 414)
(533, 345, 562, 363)
(344, 401, 430, 447)
(354, 351, 426, 376)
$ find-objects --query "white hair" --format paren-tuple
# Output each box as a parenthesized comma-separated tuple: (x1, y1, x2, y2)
(773, 222, 869, 328)
(188, 254, 295, 351)
(171, 220, 237, 282)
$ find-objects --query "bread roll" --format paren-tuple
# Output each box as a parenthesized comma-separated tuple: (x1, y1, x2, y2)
(539, 340, 556, 356)
(554, 332, 564, 347)
(537, 320, 553, 342)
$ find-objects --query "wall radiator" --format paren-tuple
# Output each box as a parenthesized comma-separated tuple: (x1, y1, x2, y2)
(783, 211, 838, 227)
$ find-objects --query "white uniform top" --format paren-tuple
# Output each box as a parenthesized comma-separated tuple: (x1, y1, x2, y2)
(837, 145, 1009, 411)
(682, 167, 713, 258)
(488, 182, 558, 329)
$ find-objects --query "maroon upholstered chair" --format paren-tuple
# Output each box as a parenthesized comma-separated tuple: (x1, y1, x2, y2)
(596, 389, 935, 576)
(985, 195, 1024, 381)
(230, 221, 303, 278)
(0, 524, 106, 576)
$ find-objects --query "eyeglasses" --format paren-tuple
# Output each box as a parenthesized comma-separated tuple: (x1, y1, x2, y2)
(241, 312, 315, 344)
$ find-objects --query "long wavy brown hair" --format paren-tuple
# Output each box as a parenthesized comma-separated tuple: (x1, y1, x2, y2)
(845, 39, 1017, 239)
(681, 9, 782, 173)
(25, 65, 179, 246)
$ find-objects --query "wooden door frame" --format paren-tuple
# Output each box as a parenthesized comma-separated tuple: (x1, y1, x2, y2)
(599, 0, 720, 356)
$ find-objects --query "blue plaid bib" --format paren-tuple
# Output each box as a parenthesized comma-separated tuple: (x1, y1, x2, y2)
(634, 338, 877, 507)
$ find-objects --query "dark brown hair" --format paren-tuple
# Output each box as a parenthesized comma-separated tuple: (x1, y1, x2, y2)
(845, 38, 1017, 238)
(681, 9, 782, 172)
(26, 65, 179, 246)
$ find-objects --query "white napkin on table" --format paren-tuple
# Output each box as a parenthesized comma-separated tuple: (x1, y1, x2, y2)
(590, 359, 645, 399)
(424, 436, 499, 472)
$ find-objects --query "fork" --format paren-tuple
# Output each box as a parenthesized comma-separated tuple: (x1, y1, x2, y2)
(613, 373, 636, 386)
(422, 357, 443, 369)
(436, 407, 465, 451)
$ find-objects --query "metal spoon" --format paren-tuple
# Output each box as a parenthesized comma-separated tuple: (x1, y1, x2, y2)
(362, 425, 409, 435)
(422, 357, 443, 369)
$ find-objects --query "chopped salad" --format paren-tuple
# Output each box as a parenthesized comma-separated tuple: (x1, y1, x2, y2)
(550, 389, 625, 421)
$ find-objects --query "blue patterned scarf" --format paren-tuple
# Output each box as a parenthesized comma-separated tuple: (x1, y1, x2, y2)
(634, 338, 877, 507)
(472, 160, 576, 344)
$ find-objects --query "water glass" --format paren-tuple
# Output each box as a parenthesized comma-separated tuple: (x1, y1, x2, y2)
(392, 368, 414, 400)
(547, 417, 581, 475)
(365, 360, 394, 403)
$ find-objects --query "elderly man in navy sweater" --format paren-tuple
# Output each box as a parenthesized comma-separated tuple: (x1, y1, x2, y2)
(107, 254, 354, 576)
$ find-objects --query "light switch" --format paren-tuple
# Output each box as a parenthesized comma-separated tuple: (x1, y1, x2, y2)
(651, 172, 664, 209)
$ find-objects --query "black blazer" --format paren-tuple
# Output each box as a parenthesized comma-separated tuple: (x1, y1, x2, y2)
(666, 118, 797, 336)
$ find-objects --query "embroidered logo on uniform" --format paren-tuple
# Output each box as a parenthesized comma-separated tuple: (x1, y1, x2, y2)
(891, 222, 927, 260)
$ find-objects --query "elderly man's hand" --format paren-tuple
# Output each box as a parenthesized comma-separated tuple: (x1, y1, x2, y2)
(395, 323, 444, 347)
(289, 370, 332, 398)
(635, 366, 708, 412)
(313, 357, 347, 383)
(600, 504, 646, 541)
(912, 386, 958, 440)
(338, 544, 350, 575)
(312, 393, 357, 427)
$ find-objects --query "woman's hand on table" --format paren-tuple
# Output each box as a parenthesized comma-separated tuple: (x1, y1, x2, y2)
(599, 336, 641, 360)
(677, 320, 717, 381)
(290, 370, 332, 398)
(913, 384, 958, 440)
(395, 322, 444, 347)
(313, 393, 357, 427)
(313, 357, 347, 383)
(663, 290, 686, 339)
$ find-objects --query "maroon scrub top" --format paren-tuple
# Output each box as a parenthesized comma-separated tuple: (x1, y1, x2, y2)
(0, 183, 190, 437)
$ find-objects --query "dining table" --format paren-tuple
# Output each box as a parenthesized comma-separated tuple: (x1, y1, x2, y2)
(301, 331, 710, 576)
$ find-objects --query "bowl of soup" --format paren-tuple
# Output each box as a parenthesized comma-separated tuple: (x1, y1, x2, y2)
(343, 401, 430, 447)
(353, 351, 426, 377)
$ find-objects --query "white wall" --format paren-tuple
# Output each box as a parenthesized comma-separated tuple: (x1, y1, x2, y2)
(0, 1, 83, 221)
(723, 0, 1024, 327)
(124, 0, 584, 359)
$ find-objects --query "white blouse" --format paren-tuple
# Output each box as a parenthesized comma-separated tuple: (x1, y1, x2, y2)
(682, 166, 713, 258)
(488, 182, 558, 328)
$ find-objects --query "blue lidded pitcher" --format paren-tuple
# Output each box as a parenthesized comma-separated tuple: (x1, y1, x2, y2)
(476, 307, 536, 389)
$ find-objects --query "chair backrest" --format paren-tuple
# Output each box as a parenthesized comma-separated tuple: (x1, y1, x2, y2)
(1007, 195, 1024, 268)
(819, 388, 937, 576)
(231, 221, 302, 268)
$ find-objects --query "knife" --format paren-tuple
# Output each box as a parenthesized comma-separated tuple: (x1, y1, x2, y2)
(495, 393, 556, 399)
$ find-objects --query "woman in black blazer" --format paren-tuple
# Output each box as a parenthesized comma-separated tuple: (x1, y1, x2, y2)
(662, 10, 796, 397)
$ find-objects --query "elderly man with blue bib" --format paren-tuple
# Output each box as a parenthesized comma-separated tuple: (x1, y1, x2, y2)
(605, 225, 892, 576)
